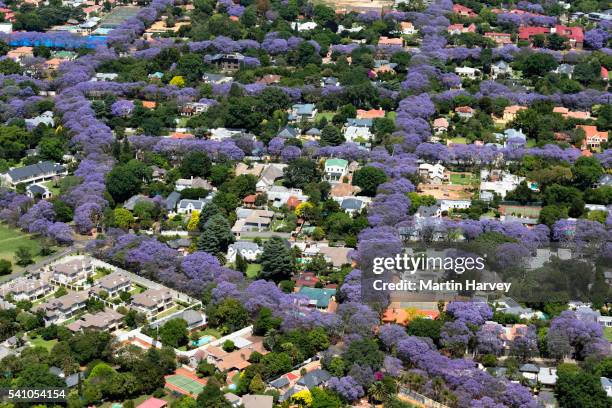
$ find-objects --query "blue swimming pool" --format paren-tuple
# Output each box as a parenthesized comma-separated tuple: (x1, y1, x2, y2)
(192, 335, 214, 347)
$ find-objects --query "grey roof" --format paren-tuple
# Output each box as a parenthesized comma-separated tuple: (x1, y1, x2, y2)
(230, 241, 261, 251)
(49, 366, 64, 377)
(306, 127, 321, 136)
(519, 363, 539, 373)
(25, 111, 54, 128)
(123, 194, 153, 210)
(280, 386, 297, 402)
(166, 191, 181, 210)
(242, 394, 273, 408)
(7, 161, 65, 183)
(296, 369, 331, 388)
(341, 198, 364, 210)
(417, 204, 440, 217)
(277, 126, 299, 138)
(65, 372, 84, 388)
(345, 118, 373, 127)
(178, 198, 207, 210)
(180, 309, 205, 326)
(601, 376, 612, 388)
(27, 184, 48, 194)
(598, 174, 612, 186)
(269, 376, 290, 388)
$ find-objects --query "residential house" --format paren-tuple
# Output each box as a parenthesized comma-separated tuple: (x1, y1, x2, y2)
(345, 118, 373, 128)
(0, 277, 52, 302)
(203, 337, 268, 371)
(235, 163, 265, 178)
(267, 185, 308, 207)
(131, 288, 173, 317)
(356, 109, 385, 119)
(202, 72, 233, 84)
(500, 105, 527, 124)
(277, 126, 300, 139)
(577, 125, 608, 149)
(288, 104, 317, 122)
(6, 46, 33, 61)
(295, 369, 331, 391)
(297, 287, 337, 312)
(175, 176, 214, 191)
(485, 32, 513, 46)
(378, 36, 403, 48)
(123, 194, 154, 211)
(491, 60, 512, 78)
(553, 107, 591, 120)
(519, 364, 540, 381)
(25, 111, 54, 128)
(207, 53, 247, 71)
(35, 291, 89, 325)
(66, 308, 123, 332)
(344, 125, 372, 144)
(553, 24, 584, 49)
(480, 170, 525, 200)
(291, 21, 317, 31)
(554, 63, 574, 78)
(232, 208, 274, 235)
(416, 204, 442, 218)
(1, 161, 67, 187)
(447, 23, 476, 35)
(433, 117, 449, 134)
(453, 4, 477, 17)
(256, 74, 281, 85)
(91, 72, 118, 82)
(400, 21, 417, 35)
(293, 272, 320, 288)
(323, 158, 349, 183)
(598, 174, 612, 187)
(224, 393, 242, 407)
(455, 106, 475, 119)
(340, 197, 367, 215)
(177, 195, 214, 215)
(180, 102, 212, 116)
(256, 164, 287, 191)
(455, 66, 481, 79)
(51, 258, 94, 285)
(320, 76, 340, 87)
(26, 183, 52, 199)
(91, 271, 131, 298)
(538, 367, 558, 388)
(439, 199, 471, 212)
(209, 127, 246, 141)
(136, 398, 167, 408)
(165, 191, 181, 212)
(227, 241, 262, 262)
(419, 163, 447, 184)
(518, 26, 550, 43)
(493, 297, 544, 319)
(495, 128, 527, 148)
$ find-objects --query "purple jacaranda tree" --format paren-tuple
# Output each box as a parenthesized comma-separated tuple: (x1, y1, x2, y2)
(18, 200, 54, 231)
(495, 242, 531, 270)
(440, 320, 471, 355)
(280, 146, 301, 161)
(379, 324, 409, 350)
(377, 178, 415, 195)
(509, 325, 539, 361)
(111, 99, 134, 117)
(338, 269, 362, 303)
(585, 28, 610, 50)
(74, 202, 102, 234)
(446, 301, 493, 326)
(336, 302, 379, 337)
(475, 323, 505, 355)
(327, 376, 365, 402)
(47, 222, 74, 245)
(547, 310, 611, 360)
(383, 355, 403, 377)
(368, 193, 410, 227)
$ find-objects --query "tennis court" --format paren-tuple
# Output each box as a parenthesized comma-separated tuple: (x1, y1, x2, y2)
(165, 370, 207, 396)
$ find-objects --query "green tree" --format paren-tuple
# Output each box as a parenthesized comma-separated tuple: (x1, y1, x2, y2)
(207, 298, 249, 334)
(260, 237, 294, 282)
(197, 214, 234, 255)
(113, 208, 135, 229)
(196, 378, 232, 408)
(38, 137, 64, 162)
(320, 125, 345, 146)
(407, 192, 437, 214)
(159, 318, 189, 348)
(516, 53, 558, 77)
(283, 158, 321, 189)
(407, 318, 443, 343)
(179, 151, 212, 178)
(235, 253, 248, 273)
(555, 364, 610, 408)
(573, 157, 604, 190)
(248, 373, 265, 394)
(352, 166, 388, 196)
(0, 259, 12, 275)
(106, 160, 151, 203)
(253, 307, 281, 335)
(15, 246, 33, 267)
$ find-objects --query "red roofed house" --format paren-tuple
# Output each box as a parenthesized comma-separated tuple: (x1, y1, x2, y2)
(286, 195, 301, 210)
(0, 8, 15, 23)
(518, 26, 550, 42)
(485, 32, 513, 46)
(577, 125, 608, 150)
(447, 23, 476, 35)
(378, 36, 403, 47)
(356, 109, 385, 119)
(602, 66, 609, 81)
(553, 25, 584, 49)
(453, 4, 477, 18)
(137, 398, 167, 408)
(454, 106, 474, 119)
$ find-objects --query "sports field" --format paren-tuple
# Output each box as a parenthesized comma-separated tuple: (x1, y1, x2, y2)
(165, 368, 207, 396)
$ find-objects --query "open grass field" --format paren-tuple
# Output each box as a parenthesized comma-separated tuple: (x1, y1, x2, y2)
(448, 137, 468, 144)
(28, 335, 58, 351)
(450, 173, 477, 185)
(0, 224, 43, 265)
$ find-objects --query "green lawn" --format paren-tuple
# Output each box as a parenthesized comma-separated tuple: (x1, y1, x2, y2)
(0, 223, 44, 266)
(605, 327, 612, 342)
(526, 138, 537, 148)
(28, 336, 58, 351)
(41, 181, 61, 196)
(450, 173, 476, 185)
(246, 263, 261, 278)
(449, 137, 468, 144)
(315, 111, 335, 122)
